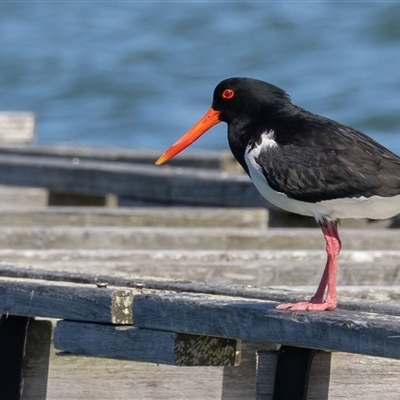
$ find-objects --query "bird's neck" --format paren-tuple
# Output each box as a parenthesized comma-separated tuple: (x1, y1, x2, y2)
(226, 105, 305, 173)
(227, 118, 273, 174)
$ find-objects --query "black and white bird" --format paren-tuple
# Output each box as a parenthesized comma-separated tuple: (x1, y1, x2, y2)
(156, 77, 400, 311)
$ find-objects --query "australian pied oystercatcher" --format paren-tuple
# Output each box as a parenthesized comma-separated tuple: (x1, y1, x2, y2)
(155, 77, 400, 311)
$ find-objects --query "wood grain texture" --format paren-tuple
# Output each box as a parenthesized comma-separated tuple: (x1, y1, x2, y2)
(0, 153, 267, 207)
(0, 206, 268, 228)
(0, 277, 134, 324)
(54, 320, 240, 366)
(0, 143, 229, 170)
(0, 226, 399, 251)
(309, 351, 400, 399)
(3, 249, 400, 289)
(2, 262, 400, 315)
(133, 290, 400, 359)
(0, 186, 47, 207)
(6, 274, 400, 360)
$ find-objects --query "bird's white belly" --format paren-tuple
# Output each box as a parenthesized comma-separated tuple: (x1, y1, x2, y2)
(244, 145, 400, 222)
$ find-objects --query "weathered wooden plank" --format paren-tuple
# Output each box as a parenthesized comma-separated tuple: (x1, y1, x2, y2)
(2, 248, 400, 289)
(0, 226, 398, 251)
(0, 144, 230, 170)
(0, 144, 245, 174)
(0, 226, 309, 250)
(0, 185, 47, 207)
(3, 260, 400, 315)
(2, 247, 400, 264)
(0, 277, 135, 324)
(3, 251, 400, 292)
(5, 267, 400, 352)
(54, 321, 240, 366)
(0, 112, 35, 144)
(133, 290, 400, 359)
(0, 206, 268, 228)
(0, 153, 267, 207)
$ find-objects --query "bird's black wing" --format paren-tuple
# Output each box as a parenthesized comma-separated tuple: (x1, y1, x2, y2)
(255, 115, 400, 203)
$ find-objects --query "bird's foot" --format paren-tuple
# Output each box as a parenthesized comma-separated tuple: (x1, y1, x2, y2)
(276, 298, 337, 311)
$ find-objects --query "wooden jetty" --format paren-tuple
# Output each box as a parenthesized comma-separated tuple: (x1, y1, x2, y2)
(1, 112, 400, 399)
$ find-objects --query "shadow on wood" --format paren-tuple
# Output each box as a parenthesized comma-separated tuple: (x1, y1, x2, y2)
(0, 315, 30, 400)
(222, 341, 279, 400)
(48, 191, 109, 207)
(22, 320, 52, 400)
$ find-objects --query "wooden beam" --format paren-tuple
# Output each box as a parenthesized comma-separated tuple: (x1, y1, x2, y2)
(0, 186, 47, 207)
(0, 226, 322, 251)
(0, 206, 268, 228)
(0, 277, 135, 324)
(132, 290, 400, 360)
(0, 144, 244, 178)
(0, 226, 399, 251)
(3, 274, 400, 361)
(54, 321, 240, 366)
(0, 144, 234, 170)
(3, 248, 400, 291)
(0, 153, 266, 207)
(1, 263, 400, 316)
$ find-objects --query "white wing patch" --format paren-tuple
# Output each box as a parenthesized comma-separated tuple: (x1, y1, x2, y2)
(248, 130, 277, 157)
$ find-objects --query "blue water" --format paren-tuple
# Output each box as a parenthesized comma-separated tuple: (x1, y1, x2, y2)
(1, 2, 400, 155)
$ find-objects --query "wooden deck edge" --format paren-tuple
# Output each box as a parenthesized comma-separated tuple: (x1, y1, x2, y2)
(2, 274, 400, 360)
(0, 277, 135, 324)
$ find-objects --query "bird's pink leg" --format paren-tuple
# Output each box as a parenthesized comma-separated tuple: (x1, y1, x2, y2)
(276, 220, 341, 311)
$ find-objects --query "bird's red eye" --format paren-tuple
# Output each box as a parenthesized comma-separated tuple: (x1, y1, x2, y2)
(222, 89, 235, 99)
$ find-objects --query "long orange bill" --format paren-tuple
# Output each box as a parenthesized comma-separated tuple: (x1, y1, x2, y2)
(155, 107, 221, 165)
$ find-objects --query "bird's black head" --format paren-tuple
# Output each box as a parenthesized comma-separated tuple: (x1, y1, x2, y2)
(155, 77, 292, 166)
(212, 77, 292, 126)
